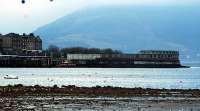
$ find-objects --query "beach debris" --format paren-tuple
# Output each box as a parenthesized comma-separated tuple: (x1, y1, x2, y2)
(48, 78, 54, 82)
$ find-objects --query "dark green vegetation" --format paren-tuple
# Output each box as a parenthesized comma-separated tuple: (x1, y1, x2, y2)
(45, 45, 122, 58)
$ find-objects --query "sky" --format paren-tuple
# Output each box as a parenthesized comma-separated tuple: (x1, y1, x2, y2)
(0, 0, 199, 34)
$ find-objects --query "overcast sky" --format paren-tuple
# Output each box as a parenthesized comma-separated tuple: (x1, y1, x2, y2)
(0, 0, 199, 34)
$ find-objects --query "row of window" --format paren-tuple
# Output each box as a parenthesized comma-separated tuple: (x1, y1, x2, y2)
(140, 51, 178, 55)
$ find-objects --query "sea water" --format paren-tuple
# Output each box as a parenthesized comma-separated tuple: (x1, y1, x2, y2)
(0, 67, 200, 89)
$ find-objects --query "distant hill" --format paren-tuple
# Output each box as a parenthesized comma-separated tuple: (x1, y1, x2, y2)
(34, 5, 200, 61)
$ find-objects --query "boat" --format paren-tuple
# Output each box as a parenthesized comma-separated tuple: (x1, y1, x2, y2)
(56, 60, 76, 68)
(4, 75, 18, 79)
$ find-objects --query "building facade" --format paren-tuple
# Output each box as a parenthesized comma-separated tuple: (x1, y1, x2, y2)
(65, 50, 181, 67)
(0, 33, 42, 52)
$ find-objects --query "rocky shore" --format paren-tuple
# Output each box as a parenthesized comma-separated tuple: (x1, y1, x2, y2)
(0, 84, 200, 97)
(1, 96, 200, 111)
(0, 85, 200, 111)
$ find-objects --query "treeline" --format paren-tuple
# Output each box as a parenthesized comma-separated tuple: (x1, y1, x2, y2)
(43, 45, 123, 58)
(1, 44, 123, 58)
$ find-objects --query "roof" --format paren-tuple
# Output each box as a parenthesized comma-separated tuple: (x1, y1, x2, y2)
(139, 50, 179, 54)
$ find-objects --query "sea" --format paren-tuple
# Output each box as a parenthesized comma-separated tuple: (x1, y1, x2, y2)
(0, 66, 200, 89)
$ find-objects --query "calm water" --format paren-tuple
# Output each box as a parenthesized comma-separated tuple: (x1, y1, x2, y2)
(0, 67, 200, 89)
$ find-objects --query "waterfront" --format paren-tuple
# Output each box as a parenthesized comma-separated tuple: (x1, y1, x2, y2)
(0, 67, 200, 89)
(1, 67, 200, 111)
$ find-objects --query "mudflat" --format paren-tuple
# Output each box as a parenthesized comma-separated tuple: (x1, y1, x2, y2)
(0, 85, 200, 111)
(0, 96, 200, 111)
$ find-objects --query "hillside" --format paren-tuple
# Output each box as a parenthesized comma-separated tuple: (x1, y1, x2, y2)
(34, 5, 200, 61)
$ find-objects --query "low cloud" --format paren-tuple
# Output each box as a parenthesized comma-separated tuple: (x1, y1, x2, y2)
(0, 0, 199, 34)
(84, 0, 200, 6)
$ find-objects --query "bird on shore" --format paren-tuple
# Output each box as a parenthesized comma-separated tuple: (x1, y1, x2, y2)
(48, 78, 54, 82)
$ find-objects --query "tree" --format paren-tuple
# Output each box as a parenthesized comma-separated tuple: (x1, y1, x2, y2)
(47, 45, 60, 58)
(48, 45, 60, 52)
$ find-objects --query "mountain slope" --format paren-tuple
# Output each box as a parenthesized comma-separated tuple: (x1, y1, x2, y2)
(34, 5, 200, 61)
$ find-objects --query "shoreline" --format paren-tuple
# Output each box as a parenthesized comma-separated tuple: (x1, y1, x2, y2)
(0, 85, 199, 97)
(1, 85, 200, 110)
(0, 65, 190, 68)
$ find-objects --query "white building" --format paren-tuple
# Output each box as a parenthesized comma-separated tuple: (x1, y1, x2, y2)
(67, 54, 102, 60)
